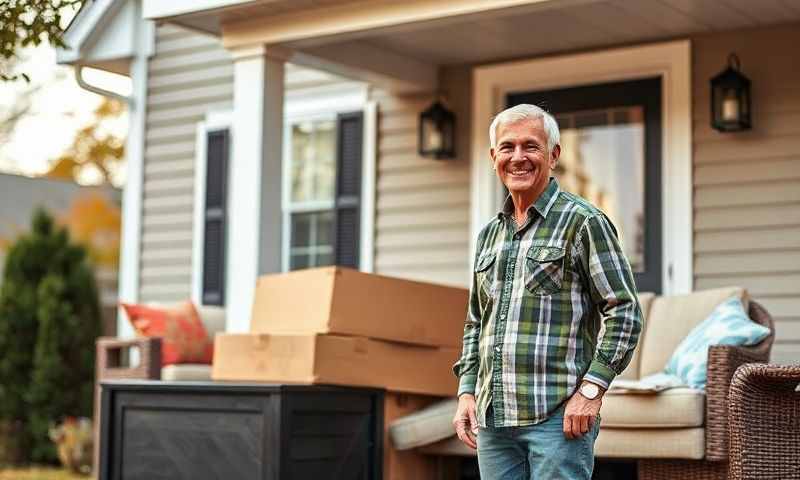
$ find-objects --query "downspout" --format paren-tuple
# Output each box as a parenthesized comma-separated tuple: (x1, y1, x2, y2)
(75, 64, 132, 104)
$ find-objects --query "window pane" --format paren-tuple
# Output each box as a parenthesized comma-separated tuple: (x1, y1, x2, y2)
(290, 120, 336, 204)
(555, 106, 646, 272)
(290, 211, 335, 271)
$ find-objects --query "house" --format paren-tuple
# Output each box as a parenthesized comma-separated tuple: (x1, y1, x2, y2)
(57, 1, 798, 365)
(0, 173, 121, 334)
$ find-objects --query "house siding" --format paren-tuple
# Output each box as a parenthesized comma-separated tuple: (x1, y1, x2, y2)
(371, 67, 473, 287)
(692, 24, 800, 364)
(138, 24, 352, 303)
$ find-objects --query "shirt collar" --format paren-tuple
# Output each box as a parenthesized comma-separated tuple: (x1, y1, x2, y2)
(497, 177, 561, 221)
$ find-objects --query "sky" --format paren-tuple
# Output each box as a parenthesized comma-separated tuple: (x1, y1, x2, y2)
(0, 6, 131, 184)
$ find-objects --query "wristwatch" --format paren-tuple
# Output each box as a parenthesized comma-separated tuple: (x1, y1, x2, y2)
(578, 382, 601, 400)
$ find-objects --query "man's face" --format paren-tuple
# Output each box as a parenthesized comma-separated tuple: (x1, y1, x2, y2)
(490, 118, 559, 196)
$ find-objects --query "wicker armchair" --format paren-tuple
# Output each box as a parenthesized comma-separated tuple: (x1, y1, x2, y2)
(638, 300, 775, 480)
(728, 363, 800, 480)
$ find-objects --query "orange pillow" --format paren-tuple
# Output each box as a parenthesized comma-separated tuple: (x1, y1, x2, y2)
(121, 301, 213, 366)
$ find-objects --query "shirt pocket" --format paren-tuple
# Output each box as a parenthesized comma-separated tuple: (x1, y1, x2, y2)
(475, 250, 498, 299)
(524, 245, 566, 296)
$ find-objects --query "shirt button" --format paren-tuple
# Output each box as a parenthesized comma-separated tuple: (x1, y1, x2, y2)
(494, 345, 501, 353)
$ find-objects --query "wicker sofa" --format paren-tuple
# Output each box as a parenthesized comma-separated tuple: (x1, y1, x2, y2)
(389, 287, 775, 480)
(728, 363, 800, 480)
(95, 304, 225, 382)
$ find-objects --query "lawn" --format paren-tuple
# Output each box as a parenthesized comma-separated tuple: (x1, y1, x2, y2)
(0, 467, 87, 479)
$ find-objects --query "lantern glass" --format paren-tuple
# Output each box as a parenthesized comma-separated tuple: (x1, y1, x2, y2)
(419, 101, 456, 159)
(710, 54, 751, 132)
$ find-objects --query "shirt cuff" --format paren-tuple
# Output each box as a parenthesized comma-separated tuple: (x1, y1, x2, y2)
(584, 359, 616, 390)
(457, 373, 477, 396)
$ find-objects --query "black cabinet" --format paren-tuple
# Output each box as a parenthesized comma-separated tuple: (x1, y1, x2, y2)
(98, 381, 384, 480)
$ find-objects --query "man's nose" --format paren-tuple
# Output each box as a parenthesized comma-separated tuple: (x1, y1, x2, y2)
(511, 145, 527, 162)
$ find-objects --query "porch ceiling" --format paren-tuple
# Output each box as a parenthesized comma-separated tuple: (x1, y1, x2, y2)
(357, 0, 800, 66)
(162, 0, 800, 90)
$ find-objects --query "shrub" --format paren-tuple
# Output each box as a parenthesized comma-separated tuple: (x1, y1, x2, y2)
(0, 209, 101, 463)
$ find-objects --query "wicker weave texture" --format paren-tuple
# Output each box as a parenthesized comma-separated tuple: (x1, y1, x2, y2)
(704, 300, 775, 460)
(728, 363, 800, 480)
(638, 459, 728, 480)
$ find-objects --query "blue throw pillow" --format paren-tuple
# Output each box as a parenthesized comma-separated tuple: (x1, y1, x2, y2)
(664, 296, 770, 389)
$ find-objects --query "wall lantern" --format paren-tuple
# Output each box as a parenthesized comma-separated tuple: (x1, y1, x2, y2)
(710, 53, 751, 132)
(418, 100, 455, 159)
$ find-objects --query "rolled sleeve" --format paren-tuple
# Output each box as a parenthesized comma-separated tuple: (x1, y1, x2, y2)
(575, 213, 643, 387)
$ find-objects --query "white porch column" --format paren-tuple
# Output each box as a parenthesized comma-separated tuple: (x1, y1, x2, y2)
(226, 44, 286, 332)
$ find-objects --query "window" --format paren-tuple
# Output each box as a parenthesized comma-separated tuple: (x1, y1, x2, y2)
(201, 128, 229, 305)
(283, 112, 363, 271)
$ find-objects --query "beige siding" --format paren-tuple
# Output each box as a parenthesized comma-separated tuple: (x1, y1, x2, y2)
(692, 24, 800, 364)
(138, 24, 351, 303)
(371, 67, 472, 287)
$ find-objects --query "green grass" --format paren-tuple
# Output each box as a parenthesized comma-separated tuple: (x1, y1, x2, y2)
(0, 467, 88, 479)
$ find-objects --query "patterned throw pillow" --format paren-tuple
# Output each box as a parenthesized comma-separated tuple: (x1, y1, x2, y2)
(665, 296, 770, 389)
(121, 301, 213, 366)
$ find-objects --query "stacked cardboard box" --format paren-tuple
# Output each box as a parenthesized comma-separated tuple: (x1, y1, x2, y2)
(212, 266, 467, 396)
(212, 266, 468, 479)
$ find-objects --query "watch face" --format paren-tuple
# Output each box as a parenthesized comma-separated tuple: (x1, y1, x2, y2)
(581, 383, 599, 399)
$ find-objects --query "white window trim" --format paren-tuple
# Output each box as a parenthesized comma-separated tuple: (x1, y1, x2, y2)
(470, 40, 692, 295)
(192, 110, 233, 306)
(281, 82, 375, 273)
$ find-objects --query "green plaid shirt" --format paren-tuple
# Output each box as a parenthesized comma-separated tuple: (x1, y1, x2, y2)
(453, 178, 643, 428)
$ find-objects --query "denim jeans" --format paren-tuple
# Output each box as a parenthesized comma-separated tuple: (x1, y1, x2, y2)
(477, 404, 600, 480)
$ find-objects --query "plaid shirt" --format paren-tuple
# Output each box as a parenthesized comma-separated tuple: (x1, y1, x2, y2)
(453, 177, 643, 428)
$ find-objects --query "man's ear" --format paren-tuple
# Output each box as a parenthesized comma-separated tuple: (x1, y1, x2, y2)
(490, 148, 497, 170)
(549, 144, 561, 169)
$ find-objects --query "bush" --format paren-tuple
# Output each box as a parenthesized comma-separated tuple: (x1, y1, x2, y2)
(0, 209, 101, 463)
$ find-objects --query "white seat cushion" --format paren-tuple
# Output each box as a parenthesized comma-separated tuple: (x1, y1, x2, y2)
(161, 364, 213, 381)
(389, 398, 457, 450)
(595, 427, 705, 459)
(600, 388, 705, 428)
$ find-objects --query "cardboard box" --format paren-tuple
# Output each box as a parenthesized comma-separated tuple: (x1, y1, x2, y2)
(383, 393, 441, 480)
(249, 266, 468, 348)
(212, 333, 460, 397)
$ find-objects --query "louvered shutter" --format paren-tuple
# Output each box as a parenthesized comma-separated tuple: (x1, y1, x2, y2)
(333, 112, 363, 268)
(202, 129, 229, 305)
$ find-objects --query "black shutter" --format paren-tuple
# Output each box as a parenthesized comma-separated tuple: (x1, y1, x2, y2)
(333, 112, 363, 268)
(202, 129, 229, 305)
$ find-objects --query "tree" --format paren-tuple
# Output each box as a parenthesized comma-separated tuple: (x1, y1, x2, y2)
(0, 0, 82, 82)
(46, 97, 126, 187)
(0, 208, 101, 464)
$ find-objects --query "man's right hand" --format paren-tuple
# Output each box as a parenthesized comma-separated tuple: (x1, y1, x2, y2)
(452, 393, 479, 450)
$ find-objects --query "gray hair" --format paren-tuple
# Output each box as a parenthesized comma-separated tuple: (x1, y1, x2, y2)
(489, 104, 560, 152)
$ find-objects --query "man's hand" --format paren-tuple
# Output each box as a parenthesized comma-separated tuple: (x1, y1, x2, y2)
(452, 393, 479, 449)
(563, 384, 603, 439)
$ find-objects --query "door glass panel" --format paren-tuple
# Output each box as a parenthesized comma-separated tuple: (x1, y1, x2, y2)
(554, 106, 645, 272)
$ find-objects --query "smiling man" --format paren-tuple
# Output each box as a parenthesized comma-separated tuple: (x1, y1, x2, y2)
(452, 104, 643, 479)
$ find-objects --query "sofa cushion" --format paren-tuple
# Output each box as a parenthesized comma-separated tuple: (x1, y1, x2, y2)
(161, 364, 213, 381)
(600, 388, 704, 428)
(196, 305, 226, 337)
(639, 287, 748, 377)
(595, 427, 705, 459)
(665, 296, 770, 389)
(616, 292, 656, 381)
(389, 398, 457, 450)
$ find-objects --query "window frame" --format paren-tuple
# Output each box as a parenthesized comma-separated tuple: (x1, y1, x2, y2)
(281, 85, 371, 273)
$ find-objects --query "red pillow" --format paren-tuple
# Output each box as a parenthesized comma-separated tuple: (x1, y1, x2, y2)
(121, 301, 213, 366)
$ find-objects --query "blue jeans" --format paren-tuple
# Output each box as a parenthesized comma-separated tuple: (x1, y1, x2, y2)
(477, 405, 600, 480)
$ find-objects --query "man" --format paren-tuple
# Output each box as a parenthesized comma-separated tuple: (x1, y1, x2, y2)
(452, 104, 643, 479)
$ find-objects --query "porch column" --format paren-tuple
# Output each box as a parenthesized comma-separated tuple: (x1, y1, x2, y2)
(226, 44, 287, 333)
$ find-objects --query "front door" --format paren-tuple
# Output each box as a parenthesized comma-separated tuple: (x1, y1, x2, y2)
(506, 77, 662, 293)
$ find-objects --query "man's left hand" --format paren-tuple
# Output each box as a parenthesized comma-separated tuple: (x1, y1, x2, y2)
(563, 384, 603, 439)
